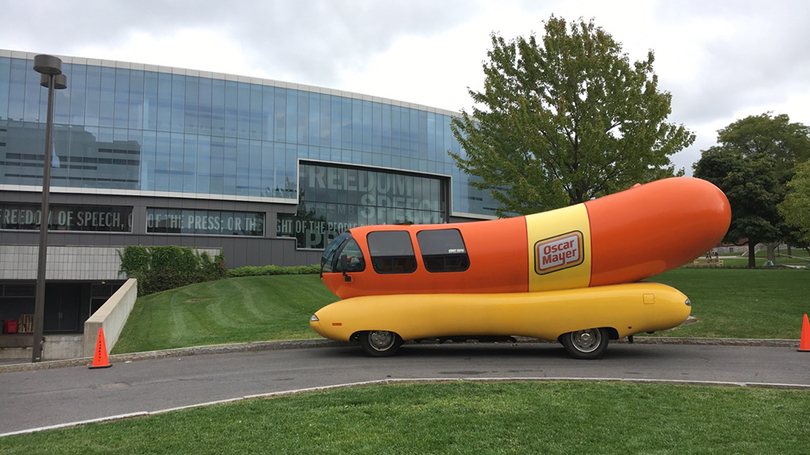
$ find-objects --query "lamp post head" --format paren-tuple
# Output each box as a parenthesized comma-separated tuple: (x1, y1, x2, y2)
(40, 73, 68, 89)
(33, 54, 62, 76)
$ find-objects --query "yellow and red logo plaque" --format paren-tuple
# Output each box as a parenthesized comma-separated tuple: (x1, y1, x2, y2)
(535, 231, 584, 275)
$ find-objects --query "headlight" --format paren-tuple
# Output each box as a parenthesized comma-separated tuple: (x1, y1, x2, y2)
(310, 314, 319, 322)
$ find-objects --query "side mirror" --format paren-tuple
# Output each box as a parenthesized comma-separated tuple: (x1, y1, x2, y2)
(340, 254, 352, 282)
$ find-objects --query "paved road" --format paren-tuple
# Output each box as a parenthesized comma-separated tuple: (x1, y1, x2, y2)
(2, 342, 809, 435)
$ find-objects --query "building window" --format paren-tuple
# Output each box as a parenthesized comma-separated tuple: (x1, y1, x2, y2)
(146, 208, 264, 236)
(367, 231, 417, 274)
(417, 229, 470, 272)
(276, 162, 447, 249)
(0, 203, 133, 233)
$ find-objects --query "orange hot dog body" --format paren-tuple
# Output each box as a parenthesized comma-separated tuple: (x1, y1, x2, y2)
(585, 177, 731, 286)
(321, 177, 731, 299)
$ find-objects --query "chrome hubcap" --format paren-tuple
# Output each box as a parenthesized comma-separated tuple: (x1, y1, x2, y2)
(368, 331, 396, 351)
(570, 329, 601, 353)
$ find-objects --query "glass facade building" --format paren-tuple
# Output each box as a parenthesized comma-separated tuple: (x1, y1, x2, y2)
(0, 48, 499, 268)
(0, 49, 501, 255)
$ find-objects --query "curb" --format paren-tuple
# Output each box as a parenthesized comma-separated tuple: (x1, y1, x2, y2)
(1, 336, 801, 374)
(0, 339, 348, 374)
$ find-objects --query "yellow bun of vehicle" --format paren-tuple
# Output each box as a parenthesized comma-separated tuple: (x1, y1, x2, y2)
(311, 282, 690, 359)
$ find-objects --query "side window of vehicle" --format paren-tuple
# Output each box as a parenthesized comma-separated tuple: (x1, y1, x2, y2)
(416, 229, 470, 273)
(321, 232, 351, 273)
(367, 231, 417, 274)
(336, 238, 365, 272)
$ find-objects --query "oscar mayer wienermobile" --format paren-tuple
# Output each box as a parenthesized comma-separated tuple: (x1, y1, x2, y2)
(310, 177, 731, 359)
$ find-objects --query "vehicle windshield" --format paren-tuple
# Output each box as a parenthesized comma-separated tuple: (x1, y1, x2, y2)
(321, 232, 365, 275)
(321, 232, 351, 273)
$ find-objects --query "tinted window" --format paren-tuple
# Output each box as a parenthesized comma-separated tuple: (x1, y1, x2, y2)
(367, 231, 417, 274)
(336, 238, 365, 272)
(321, 232, 350, 273)
(417, 229, 470, 272)
(0, 203, 133, 233)
(144, 208, 263, 236)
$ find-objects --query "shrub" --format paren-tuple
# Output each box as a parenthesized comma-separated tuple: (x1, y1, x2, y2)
(227, 264, 320, 278)
(119, 246, 226, 295)
(119, 246, 150, 274)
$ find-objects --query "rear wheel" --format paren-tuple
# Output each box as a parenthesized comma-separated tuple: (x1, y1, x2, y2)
(359, 330, 403, 357)
(559, 328, 610, 359)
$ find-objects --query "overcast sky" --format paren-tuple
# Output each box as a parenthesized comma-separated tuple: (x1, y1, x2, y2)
(3, 0, 809, 174)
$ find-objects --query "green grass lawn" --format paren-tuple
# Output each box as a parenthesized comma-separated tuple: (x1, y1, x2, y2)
(647, 268, 809, 339)
(113, 275, 337, 354)
(113, 267, 809, 354)
(3, 382, 809, 454)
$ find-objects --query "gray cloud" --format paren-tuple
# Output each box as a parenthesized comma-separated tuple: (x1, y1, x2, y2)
(654, 0, 810, 125)
(1, 0, 480, 86)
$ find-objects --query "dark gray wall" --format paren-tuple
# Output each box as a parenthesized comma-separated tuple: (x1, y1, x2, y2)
(0, 190, 324, 268)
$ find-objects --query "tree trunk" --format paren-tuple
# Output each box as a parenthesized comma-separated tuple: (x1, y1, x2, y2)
(748, 242, 757, 268)
(766, 242, 778, 264)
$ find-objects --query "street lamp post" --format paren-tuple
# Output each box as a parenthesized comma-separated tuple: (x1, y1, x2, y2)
(31, 55, 67, 363)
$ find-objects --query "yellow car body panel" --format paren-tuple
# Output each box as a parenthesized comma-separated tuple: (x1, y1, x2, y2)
(310, 282, 690, 342)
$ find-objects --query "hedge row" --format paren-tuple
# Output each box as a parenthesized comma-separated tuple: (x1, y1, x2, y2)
(227, 264, 320, 278)
(119, 246, 226, 295)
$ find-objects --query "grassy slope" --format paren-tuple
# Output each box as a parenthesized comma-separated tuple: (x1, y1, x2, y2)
(113, 275, 337, 354)
(4, 382, 809, 454)
(649, 268, 809, 339)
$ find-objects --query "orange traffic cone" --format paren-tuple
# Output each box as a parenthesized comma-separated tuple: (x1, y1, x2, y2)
(799, 314, 810, 353)
(89, 327, 112, 369)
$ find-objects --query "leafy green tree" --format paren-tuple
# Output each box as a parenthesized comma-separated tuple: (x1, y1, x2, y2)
(694, 148, 782, 268)
(450, 16, 694, 216)
(716, 113, 810, 180)
(779, 160, 810, 244)
(694, 113, 810, 267)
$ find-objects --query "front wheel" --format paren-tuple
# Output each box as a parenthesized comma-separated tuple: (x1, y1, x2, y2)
(359, 331, 403, 357)
(559, 328, 610, 359)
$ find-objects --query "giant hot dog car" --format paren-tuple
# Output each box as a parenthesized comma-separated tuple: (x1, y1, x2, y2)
(310, 177, 731, 359)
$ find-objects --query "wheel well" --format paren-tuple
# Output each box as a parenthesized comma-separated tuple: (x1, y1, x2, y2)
(557, 327, 619, 342)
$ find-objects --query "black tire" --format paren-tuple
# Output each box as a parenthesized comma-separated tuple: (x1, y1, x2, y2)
(559, 328, 610, 359)
(359, 330, 403, 357)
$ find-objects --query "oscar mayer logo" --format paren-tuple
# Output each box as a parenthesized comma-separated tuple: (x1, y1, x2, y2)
(534, 231, 584, 275)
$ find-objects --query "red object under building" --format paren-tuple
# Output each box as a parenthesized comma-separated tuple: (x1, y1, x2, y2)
(2, 319, 18, 334)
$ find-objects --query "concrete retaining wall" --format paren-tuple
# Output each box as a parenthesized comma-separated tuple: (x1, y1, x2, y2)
(83, 278, 138, 358)
(1, 335, 84, 361)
